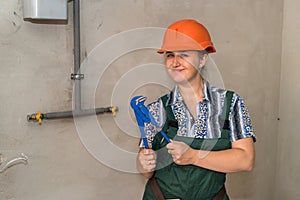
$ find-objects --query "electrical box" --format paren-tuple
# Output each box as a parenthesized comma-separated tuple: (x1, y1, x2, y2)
(23, 0, 68, 20)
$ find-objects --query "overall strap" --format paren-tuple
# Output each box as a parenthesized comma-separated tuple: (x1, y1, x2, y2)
(161, 93, 178, 131)
(150, 94, 177, 151)
(220, 91, 234, 130)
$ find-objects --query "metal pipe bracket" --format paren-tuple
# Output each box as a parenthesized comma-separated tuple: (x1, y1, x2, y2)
(71, 73, 84, 80)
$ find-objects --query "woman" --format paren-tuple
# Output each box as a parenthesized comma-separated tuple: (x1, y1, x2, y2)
(136, 19, 256, 200)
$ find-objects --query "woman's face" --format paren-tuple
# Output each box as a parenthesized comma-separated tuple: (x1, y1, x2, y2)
(164, 51, 206, 85)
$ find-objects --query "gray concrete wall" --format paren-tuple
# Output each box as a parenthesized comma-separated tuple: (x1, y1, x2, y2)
(275, 0, 300, 199)
(0, 0, 290, 199)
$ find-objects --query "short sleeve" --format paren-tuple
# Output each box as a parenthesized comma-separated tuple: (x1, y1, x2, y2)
(229, 93, 256, 142)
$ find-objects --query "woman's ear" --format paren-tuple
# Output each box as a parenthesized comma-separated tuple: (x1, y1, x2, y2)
(198, 54, 208, 69)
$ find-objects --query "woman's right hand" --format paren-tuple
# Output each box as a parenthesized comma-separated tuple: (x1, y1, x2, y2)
(137, 148, 157, 175)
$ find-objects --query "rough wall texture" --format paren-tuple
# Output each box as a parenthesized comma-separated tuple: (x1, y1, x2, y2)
(276, 0, 300, 199)
(0, 0, 287, 199)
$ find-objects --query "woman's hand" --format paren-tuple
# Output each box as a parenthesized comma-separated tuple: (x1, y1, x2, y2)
(137, 148, 157, 174)
(166, 138, 255, 173)
(166, 140, 196, 165)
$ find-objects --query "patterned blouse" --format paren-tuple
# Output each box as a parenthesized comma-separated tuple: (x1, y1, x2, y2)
(141, 79, 256, 147)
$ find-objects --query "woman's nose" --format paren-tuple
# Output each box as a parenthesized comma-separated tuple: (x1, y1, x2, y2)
(170, 55, 180, 68)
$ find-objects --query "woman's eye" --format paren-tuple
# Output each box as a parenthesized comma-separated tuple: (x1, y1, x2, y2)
(180, 53, 189, 57)
(165, 53, 174, 58)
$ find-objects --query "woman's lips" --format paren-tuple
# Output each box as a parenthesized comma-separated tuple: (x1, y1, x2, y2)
(172, 69, 184, 72)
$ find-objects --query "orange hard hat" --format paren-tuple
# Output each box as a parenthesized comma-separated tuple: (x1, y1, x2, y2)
(157, 19, 216, 54)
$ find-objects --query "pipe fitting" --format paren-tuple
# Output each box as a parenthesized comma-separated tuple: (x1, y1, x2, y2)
(27, 111, 43, 125)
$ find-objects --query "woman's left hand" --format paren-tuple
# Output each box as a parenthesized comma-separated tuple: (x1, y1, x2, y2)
(166, 140, 197, 165)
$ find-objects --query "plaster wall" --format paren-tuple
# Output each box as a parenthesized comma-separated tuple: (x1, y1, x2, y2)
(0, 0, 285, 199)
(275, 0, 300, 199)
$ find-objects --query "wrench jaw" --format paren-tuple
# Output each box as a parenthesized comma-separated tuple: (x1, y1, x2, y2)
(131, 95, 171, 149)
(134, 96, 147, 107)
(130, 96, 149, 149)
(136, 96, 147, 105)
(130, 96, 146, 108)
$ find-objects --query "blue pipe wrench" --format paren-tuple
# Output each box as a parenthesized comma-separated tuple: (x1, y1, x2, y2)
(130, 96, 171, 149)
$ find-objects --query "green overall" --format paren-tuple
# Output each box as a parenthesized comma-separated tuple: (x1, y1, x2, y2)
(142, 91, 233, 200)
